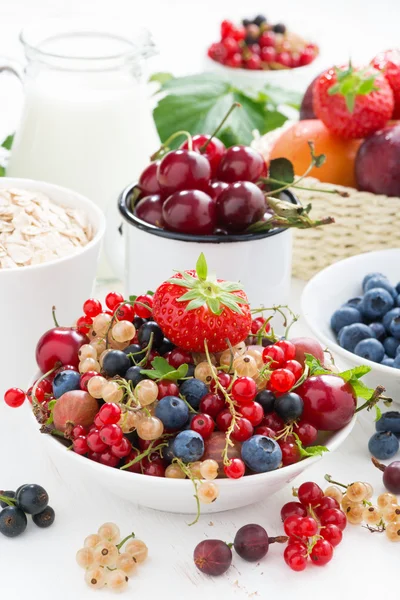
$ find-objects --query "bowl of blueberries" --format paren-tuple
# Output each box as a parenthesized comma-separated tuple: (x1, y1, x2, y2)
(301, 248, 400, 404)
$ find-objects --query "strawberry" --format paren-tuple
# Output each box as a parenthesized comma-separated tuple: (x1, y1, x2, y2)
(371, 49, 400, 119)
(152, 254, 251, 353)
(313, 63, 394, 139)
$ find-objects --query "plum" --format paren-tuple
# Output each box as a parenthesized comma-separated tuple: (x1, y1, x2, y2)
(300, 75, 319, 120)
(290, 337, 325, 367)
(355, 124, 400, 197)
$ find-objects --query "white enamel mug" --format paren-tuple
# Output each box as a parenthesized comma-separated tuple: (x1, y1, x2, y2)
(116, 183, 296, 308)
(0, 178, 105, 396)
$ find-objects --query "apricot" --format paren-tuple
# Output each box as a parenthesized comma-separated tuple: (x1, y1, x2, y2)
(270, 120, 362, 187)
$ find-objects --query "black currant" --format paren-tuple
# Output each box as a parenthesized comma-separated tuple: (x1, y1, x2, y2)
(274, 392, 304, 423)
(273, 23, 286, 34)
(255, 390, 276, 414)
(133, 316, 145, 329)
(102, 350, 131, 377)
(16, 484, 49, 515)
(253, 14, 267, 26)
(0, 506, 27, 537)
(137, 321, 164, 349)
(0, 490, 15, 508)
(158, 338, 176, 356)
(32, 506, 55, 528)
(125, 365, 146, 388)
(124, 343, 147, 364)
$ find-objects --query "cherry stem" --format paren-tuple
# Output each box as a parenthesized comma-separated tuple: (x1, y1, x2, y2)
(324, 474, 348, 489)
(0, 494, 16, 507)
(51, 306, 59, 327)
(150, 130, 193, 160)
(120, 441, 167, 471)
(371, 457, 386, 473)
(355, 385, 388, 413)
(199, 102, 240, 153)
(269, 535, 289, 544)
(32, 365, 59, 410)
(116, 532, 135, 550)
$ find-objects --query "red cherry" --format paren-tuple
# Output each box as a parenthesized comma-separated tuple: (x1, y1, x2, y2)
(79, 371, 98, 391)
(320, 524, 343, 547)
(320, 508, 347, 531)
(4, 387, 26, 408)
(269, 368, 295, 393)
(208, 180, 229, 201)
(217, 145, 266, 183)
(261, 46, 277, 63)
(280, 501, 308, 521)
(111, 437, 132, 458)
(275, 340, 296, 361)
(36, 327, 88, 372)
(99, 450, 120, 468)
(73, 436, 89, 455)
(180, 135, 226, 178)
(83, 298, 102, 318)
(157, 149, 211, 194)
(134, 294, 153, 318)
(231, 377, 257, 405)
(162, 190, 216, 235)
(259, 31, 275, 47)
(216, 181, 265, 232)
(199, 393, 225, 418)
(224, 458, 245, 479)
(139, 161, 162, 195)
(76, 315, 93, 335)
(168, 348, 192, 368)
(310, 539, 333, 566)
(239, 401, 264, 426)
(157, 380, 179, 399)
(284, 359, 303, 381)
(135, 194, 164, 227)
(191, 413, 215, 439)
(298, 481, 324, 507)
(262, 345, 285, 368)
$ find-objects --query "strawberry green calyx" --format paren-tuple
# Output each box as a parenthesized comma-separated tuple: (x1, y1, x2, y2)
(168, 253, 248, 316)
(328, 62, 379, 112)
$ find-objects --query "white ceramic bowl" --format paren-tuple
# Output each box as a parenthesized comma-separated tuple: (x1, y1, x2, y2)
(301, 249, 400, 404)
(203, 55, 323, 91)
(0, 178, 105, 396)
(32, 405, 355, 514)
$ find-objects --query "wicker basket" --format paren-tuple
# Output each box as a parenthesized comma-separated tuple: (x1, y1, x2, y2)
(291, 177, 400, 280)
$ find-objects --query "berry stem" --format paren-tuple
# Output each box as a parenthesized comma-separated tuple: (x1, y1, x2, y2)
(0, 494, 16, 507)
(51, 305, 59, 327)
(268, 535, 289, 544)
(199, 102, 240, 153)
(355, 385, 389, 413)
(150, 130, 193, 160)
(120, 441, 167, 470)
(173, 458, 201, 526)
(324, 474, 348, 489)
(116, 532, 135, 550)
(371, 457, 386, 473)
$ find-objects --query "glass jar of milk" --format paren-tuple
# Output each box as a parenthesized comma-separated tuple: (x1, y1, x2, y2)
(4, 21, 160, 276)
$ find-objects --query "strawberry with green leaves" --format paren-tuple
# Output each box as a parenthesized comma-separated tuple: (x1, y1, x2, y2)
(313, 63, 394, 139)
(371, 49, 400, 119)
(152, 253, 251, 352)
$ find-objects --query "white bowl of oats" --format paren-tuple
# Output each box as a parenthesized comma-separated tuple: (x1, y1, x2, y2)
(0, 178, 105, 395)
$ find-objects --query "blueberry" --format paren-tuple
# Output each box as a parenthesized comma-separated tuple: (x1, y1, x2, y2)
(383, 336, 400, 358)
(397, 282, 400, 294)
(397, 345, 400, 356)
(16, 484, 48, 515)
(365, 276, 397, 300)
(393, 355, 400, 369)
(179, 379, 208, 410)
(389, 316, 400, 340)
(255, 390, 276, 414)
(273, 23, 286, 34)
(396, 294, 400, 307)
(32, 506, 55, 528)
(102, 350, 130, 377)
(354, 338, 385, 363)
(161, 438, 176, 463)
(369, 322, 386, 341)
(158, 338, 175, 356)
(331, 306, 362, 334)
(155, 396, 189, 429)
(376, 411, 400, 433)
(274, 392, 304, 423)
(52, 370, 81, 399)
(124, 344, 146, 364)
(185, 364, 195, 379)
(382, 357, 395, 367)
(183, 413, 197, 430)
(138, 321, 164, 349)
(253, 14, 267, 25)
(362, 272, 386, 291)
(172, 431, 204, 463)
(383, 308, 400, 331)
(344, 296, 363, 309)
(338, 323, 375, 353)
(360, 288, 394, 320)
(0, 491, 15, 509)
(124, 365, 146, 387)
(368, 432, 399, 460)
(241, 435, 282, 473)
(0, 506, 27, 537)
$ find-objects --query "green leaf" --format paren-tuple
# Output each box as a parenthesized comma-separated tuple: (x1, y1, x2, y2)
(146, 290, 154, 296)
(185, 297, 207, 311)
(150, 357, 174, 376)
(140, 356, 188, 381)
(304, 354, 330, 376)
(375, 405, 382, 422)
(307, 141, 326, 168)
(293, 433, 329, 458)
(129, 295, 137, 302)
(149, 72, 174, 85)
(304, 355, 375, 400)
(268, 158, 295, 186)
(45, 399, 57, 425)
(196, 253, 207, 281)
(338, 365, 371, 381)
(1, 134, 13, 150)
(0, 165, 5, 177)
(207, 297, 222, 315)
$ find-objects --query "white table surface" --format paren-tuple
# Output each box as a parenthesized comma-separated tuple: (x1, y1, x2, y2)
(1, 0, 400, 598)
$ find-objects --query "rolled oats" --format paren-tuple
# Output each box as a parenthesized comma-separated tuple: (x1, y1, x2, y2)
(0, 188, 93, 269)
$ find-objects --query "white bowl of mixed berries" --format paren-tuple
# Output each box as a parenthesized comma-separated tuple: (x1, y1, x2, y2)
(205, 16, 321, 90)
(5, 254, 378, 516)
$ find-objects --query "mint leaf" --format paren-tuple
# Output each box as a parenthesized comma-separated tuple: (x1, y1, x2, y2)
(304, 354, 330, 376)
(151, 357, 175, 376)
(304, 355, 375, 400)
(294, 434, 329, 458)
(268, 158, 295, 188)
(1, 134, 14, 150)
(140, 357, 188, 381)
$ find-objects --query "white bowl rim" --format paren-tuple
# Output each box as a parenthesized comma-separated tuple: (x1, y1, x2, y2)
(301, 248, 400, 377)
(0, 177, 106, 275)
(204, 54, 320, 78)
(31, 402, 356, 488)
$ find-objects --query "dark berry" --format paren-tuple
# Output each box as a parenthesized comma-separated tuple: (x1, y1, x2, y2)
(233, 524, 269, 561)
(125, 365, 146, 387)
(137, 321, 164, 349)
(274, 392, 304, 423)
(0, 506, 27, 537)
(273, 23, 286, 34)
(158, 338, 176, 356)
(124, 344, 147, 364)
(255, 390, 276, 414)
(102, 350, 130, 377)
(0, 491, 15, 508)
(179, 379, 208, 410)
(193, 539, 232, 576)
(32, 506, 55, 528)
(253, 14, 267, 26)
(16, 484, 49, 515)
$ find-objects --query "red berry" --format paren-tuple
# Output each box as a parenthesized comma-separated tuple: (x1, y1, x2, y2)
(76, 315, 93, 335)
(99, 424, 123, 446)
(291, 52, 301, 68)
(79, 371, 98, 391)
(285, 550, 308, 571)
(269, 369, 295, 393)
(4, 387, 26, 408)
(115, 303, 135, 322)
(239, 401, 264, 426)
(294, 421, 318, 446)
(208, 180, 229, 201)
(319, 508, 347, 531)
(87, 429, 108, 453)
(261, 46, 277, 63)
(39, 379, 53, 394)
(217, 146, 266, 184)
(105, 292, 124, 311)
(216, 409, 232, 432)
(315, 496, 340, 517)
(285, 360, 303, 381)
(134, 294, 153, 318)
(207, 42, 227, 63)
(259, 31, 275, 47)
(222, 36, 240, 56)
(225, 53, 242, 68)
(309, 539, 333, 566)
(262, 345, 285, 368)
(180, 135, 226, 178)
(31, 384, 45, 403)
(157, 380, 179, 399)
(254, 425, 276, 437)
(231, 377, 257, 404)
(261, 413, 284, 432)
(224, 458, 245, 479)
(296, 516, 318, 537)
(162, 189, 216, 235)
(298, 481, 324, 507)
(98, 403, 122, 425)
(245, 53, 262, 70)
(299, 48, 315, 66)
(251, 317, 270, 335)
(111, 437, 131, 458)
(191, 413, 215, 439)
(320, 524, 343, 547)
(142, 462, 165, 477)
(99, 450, 120, 468)
(138, 161, 162, 196)
(284, 515, 302, 537)
(200, 393, 225, 418)
(94, 413, 103, 428)
(157, 149, 211, 195)
(280, 501, 308, 521)
(124, 450, 141, 473)
(210, 372, 231, 396)
(275, 340, 296, 361)
(276, 51, 292, 68)
(73, 436, 89, 455)
(168, 348, 192, 368)
(71, 424, 87, 439)
(280, 440, 301, 466)
(88, 451, 102, 463)
(221, 19, 234, 39)
(83, 298, 102, 318)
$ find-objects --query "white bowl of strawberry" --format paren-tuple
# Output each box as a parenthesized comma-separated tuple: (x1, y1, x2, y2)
(205, 16, 320, 91)
(5, 253, 381, 516)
